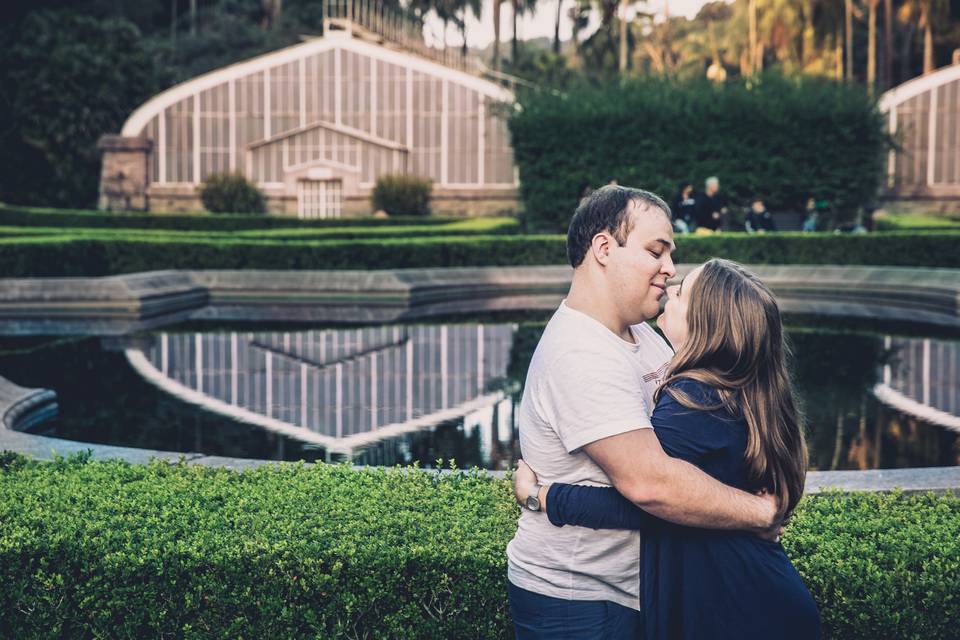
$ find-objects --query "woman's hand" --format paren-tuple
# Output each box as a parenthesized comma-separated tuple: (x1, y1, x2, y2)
(512, 459, 540, 507)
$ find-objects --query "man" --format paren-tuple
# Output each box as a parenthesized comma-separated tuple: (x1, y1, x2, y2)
(694, 176, 727, 231)
(745, 198, 777, 233)
(506, 185, 779, 639)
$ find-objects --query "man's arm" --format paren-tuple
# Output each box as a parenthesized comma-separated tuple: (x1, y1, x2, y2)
(583, 429, 778, 532)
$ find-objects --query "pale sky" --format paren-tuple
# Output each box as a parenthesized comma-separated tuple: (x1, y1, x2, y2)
(423, 0, 719, 49)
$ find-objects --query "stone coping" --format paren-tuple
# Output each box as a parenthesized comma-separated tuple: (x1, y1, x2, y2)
(2, 265, 958, 493)
(0, 264, 958, 334)
(1, 424, 957, 494)
(0, 376, 58, 432)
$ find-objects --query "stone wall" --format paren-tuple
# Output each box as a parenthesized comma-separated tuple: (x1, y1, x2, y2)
(97, 136, 153, 211)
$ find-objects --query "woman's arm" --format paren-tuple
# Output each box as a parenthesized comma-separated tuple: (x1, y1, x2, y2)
(546, 483, 657, 531)
(511, 460, 656, 531)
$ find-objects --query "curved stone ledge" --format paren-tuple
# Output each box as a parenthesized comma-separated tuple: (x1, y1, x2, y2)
(1, 264, 958, 334)
(0, 423, 957, 493)
(1, 265, 958, 491)
(0, 376, 57, 432)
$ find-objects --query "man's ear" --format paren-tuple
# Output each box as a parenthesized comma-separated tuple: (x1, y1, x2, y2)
(590, 232, 613, 266)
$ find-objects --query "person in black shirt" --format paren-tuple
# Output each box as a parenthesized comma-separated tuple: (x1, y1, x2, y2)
(694, 176, 727, 231)
(745, 198, 777, 233)
(671, 182, 697, 233)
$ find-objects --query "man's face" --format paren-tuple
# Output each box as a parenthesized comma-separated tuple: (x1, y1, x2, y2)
(605, 202, 677, 323)
(706, 181, 719, 196)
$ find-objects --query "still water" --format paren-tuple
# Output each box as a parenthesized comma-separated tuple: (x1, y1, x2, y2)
(1, 318, 958, 471)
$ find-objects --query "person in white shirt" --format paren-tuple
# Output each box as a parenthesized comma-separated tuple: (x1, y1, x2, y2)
(506, 185, 780, 639)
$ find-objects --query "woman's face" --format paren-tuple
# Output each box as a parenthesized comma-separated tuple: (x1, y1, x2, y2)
(657, 265, 701, 350)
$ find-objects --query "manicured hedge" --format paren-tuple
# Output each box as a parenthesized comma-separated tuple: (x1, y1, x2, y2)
(1, 231, 959, 277)
(874, 214, 960, 231)
(0, 235, 567, 277)
(509, 74, 888, 231)
(0, 205, 460, 231)
(0, 217, 519, 243)
(0, 453, 957, 639)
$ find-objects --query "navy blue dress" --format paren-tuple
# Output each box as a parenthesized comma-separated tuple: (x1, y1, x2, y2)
(546, 379, 821, 640)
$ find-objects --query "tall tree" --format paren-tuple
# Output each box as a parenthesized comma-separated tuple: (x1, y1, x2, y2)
(899, 0, 946, 75)
(845, 0, 853, 80)
(883, 0, 893, 86)
(457, 0, 482, 57)
(510, 0, 538, 63)
(867, 0, 878, 88)
(554, 0, 563, 54)
(493, 0, 504, 70)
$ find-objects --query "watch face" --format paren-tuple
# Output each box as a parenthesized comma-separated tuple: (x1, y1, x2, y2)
(525, 494, 540, 512)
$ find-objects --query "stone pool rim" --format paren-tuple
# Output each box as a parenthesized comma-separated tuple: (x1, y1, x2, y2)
(1, 264, 958, 491)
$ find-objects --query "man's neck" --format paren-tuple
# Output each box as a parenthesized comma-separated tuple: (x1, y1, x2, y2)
(566, 274, 634, 343)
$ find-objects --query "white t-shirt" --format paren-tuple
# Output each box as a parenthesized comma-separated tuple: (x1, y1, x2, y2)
(506, 300, 674, 611)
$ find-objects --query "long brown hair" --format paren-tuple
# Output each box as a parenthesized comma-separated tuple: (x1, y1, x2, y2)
(657, 258, 807, 519)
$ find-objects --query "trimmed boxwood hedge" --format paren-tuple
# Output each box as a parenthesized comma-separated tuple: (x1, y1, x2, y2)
(0, 453, 957, 639)
(0, 205, 460, 231)
(0, 217, 519, 243)
(1, 231, 959, 277)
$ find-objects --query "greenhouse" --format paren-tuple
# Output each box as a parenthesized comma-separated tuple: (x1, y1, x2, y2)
(99, 8, 518, 218)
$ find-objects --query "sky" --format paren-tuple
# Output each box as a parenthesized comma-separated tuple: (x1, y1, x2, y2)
(422, 0, 719, 49)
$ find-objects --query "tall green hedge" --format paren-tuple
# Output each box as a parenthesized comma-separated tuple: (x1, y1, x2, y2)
(509, 74, 889, 231)
(1, 231, 958, 277)
(0, 453, 957, 639)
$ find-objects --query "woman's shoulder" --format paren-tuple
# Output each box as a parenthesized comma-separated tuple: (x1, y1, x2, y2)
(660, 377, 721, 407)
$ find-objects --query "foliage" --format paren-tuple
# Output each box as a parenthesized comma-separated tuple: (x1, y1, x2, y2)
(874, 213, 960, 231)
(510, 73, 889, 232)
(372, 174, 434, 217)
(0, 217, 518, 242)
(0, 10, 167, 208)
(0, 453, 958, 639)
(3, 228, 960, 277)
(199, 173, 267, 215)
(0, 205, 458, 231)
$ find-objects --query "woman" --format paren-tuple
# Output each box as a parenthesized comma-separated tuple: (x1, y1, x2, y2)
(513, 258, 820, 640)
(671, 182, 697, 234)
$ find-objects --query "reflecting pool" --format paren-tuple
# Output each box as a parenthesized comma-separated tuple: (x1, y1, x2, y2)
(1, 318, 957, 470)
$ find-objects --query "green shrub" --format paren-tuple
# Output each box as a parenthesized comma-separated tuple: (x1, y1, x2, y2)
(0, 205, 457, 231)
(372, 174, 433, 216)
(1, 231, 959, 277)
(0, 217, 519, 243)
(874, 213, 960, 231)
(509, 74, 889, 231)
(199, 173, 267, 214)
(0, 453, 957, 639)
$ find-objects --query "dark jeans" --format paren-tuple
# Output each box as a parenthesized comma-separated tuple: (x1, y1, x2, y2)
(508, 581, 642, 640)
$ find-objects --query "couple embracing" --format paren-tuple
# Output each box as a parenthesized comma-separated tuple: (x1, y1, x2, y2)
(506, 185, 821, 639)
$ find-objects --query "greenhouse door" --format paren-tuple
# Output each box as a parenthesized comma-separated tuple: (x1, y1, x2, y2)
(297, 179, 342, 219)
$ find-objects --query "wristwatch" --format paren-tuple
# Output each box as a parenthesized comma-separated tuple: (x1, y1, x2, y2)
(524, 485, 544, 512)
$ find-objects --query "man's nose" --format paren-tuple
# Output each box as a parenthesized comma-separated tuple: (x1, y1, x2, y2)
(662, 254, 677, 278)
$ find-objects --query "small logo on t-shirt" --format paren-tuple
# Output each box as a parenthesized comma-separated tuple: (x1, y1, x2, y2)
(643, 361, 670, 385)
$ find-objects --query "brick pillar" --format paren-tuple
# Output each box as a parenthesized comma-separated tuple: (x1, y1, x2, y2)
(97, 135, 153, 211)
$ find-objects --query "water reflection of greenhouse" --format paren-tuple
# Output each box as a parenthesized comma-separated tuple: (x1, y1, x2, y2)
(129, 324, 517, 458)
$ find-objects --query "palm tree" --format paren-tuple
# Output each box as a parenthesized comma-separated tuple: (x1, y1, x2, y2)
(554, 0, 564, 54)
(493, 0, 506, 70)
(867, 0, 878, 88)
(883, 0, 893, 87)
(457, 0, 482, 57)
(511, 0, 539, 64)
(568, 0, 590, 65)
(898, 0, 946, 75)
(845, 0, 853, 80)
